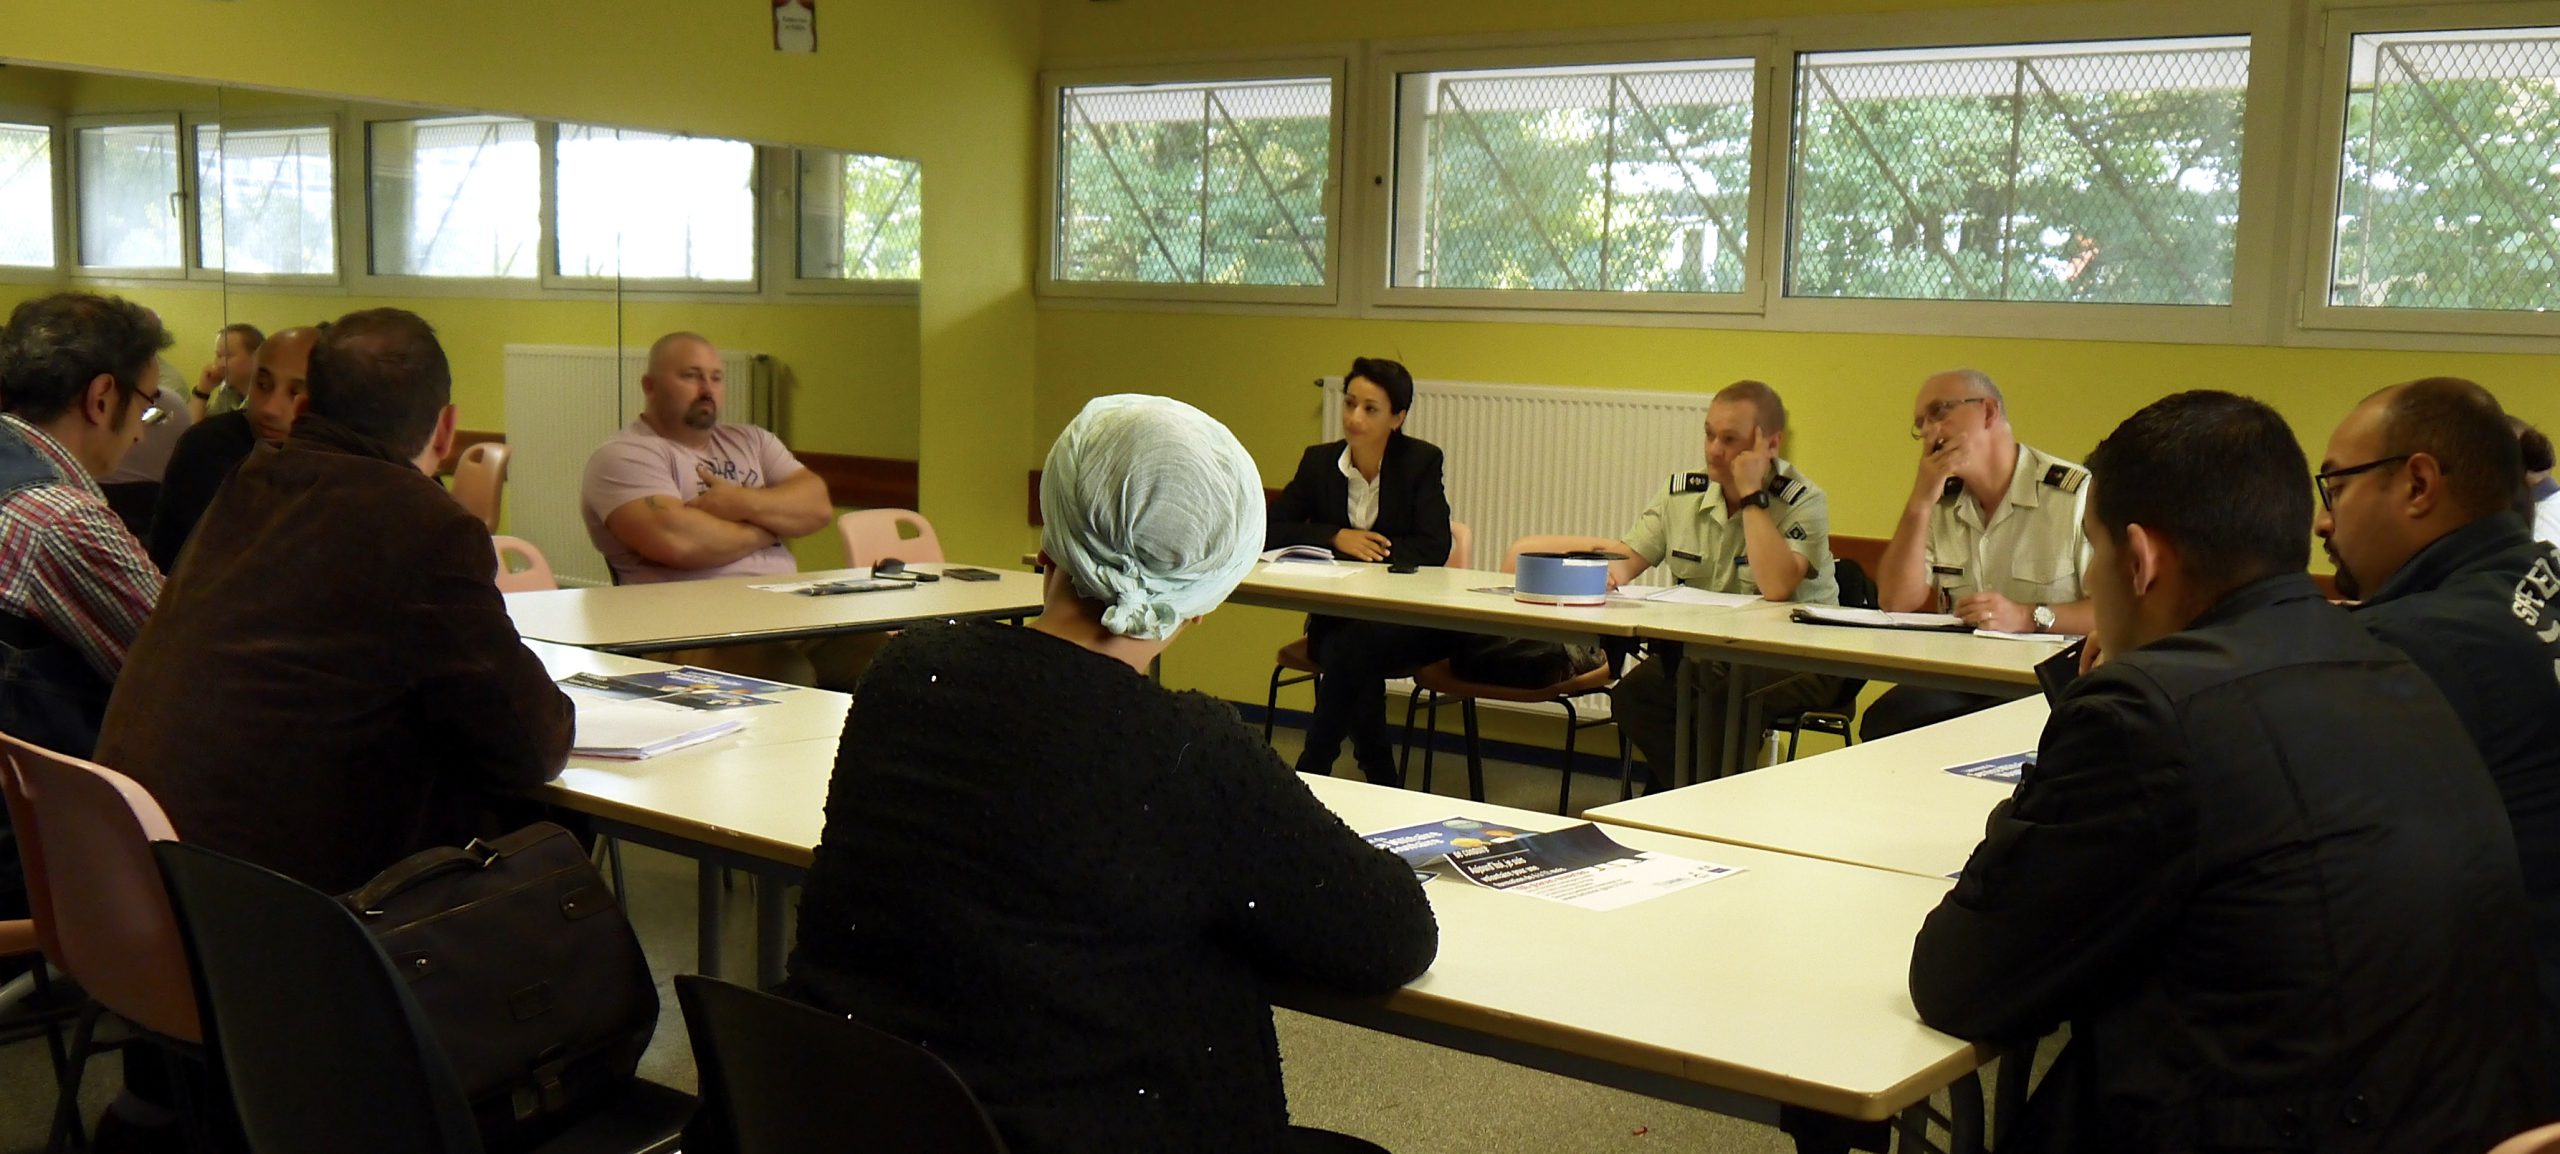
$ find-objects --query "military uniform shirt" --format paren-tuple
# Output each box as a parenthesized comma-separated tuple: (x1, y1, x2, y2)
(1924, 442, 2090, 611)
(1621, 458, 1838, 605)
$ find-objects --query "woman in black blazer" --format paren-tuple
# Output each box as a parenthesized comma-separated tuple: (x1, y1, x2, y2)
(1267, 357, 1465, 787)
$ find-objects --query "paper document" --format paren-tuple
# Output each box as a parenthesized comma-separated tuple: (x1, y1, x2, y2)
(1364, 818, 1739, 911)
(1791, 605, 1970, 632)
(749, 577, 913, 596)
(1944, 751, 2034, 785)
(1632, 585, 1763, 608)
(560, 666, 791, 710)
(570, 699, 743, 760)
(1258, 562, 1359, 580)
(1363, 816, 1535, 864)
(1972, 629, 2078, 643)
(1258, 545, 1336, 564)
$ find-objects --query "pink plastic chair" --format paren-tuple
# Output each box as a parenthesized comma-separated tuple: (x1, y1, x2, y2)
(0, 731, 199, 1149)
(837, 509, 943, 570)
(2492, 1122, 2560, 1154)
(449, 442, 510, 532)
(490, 534, 558, 593)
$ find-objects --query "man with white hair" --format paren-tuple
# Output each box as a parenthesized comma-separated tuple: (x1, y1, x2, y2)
(784, 395, 1435, 1154)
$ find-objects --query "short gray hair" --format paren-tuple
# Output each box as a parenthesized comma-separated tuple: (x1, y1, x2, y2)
(1934, 368, 2004, 405)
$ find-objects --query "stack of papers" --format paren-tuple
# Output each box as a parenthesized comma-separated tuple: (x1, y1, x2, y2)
(1259, 545, 1336, 564)
(1362, 817, 1741, 911)
(1790, 605, 1970, 632)
(1624, 585, 1763, 608)
(571, 698, 743, 760)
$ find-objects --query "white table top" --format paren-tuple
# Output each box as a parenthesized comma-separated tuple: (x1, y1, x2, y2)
(506, 563, 1046, 654)
(1230, 562, 1649, 644)
(526, 639, 848, 863)
(1640, 602, 2063, 694)
(1298, 773, 1980, 1121)
(1586, 696, 2050, 880)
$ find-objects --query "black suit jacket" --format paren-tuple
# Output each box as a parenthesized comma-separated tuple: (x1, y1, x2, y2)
(1265, 435, 1451, 569)
(1911, 573, 2542, 1153)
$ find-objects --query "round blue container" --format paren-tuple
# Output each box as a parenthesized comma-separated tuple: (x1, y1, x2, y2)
(1514, 552, 1613, 606)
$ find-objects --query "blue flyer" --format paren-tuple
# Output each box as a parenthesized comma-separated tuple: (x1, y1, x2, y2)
(1944, 751, 2034, 784)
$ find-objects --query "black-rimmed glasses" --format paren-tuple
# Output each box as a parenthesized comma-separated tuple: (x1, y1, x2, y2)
(2314, 454, 2410, 511)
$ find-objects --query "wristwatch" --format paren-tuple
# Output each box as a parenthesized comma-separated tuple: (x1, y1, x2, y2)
(191, 387, 212, 401)
(2032, 604, 2056, 632)
(1735, 489, 1772, 511)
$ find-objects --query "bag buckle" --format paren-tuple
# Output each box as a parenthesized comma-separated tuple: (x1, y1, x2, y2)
(463, 837, 501, 867)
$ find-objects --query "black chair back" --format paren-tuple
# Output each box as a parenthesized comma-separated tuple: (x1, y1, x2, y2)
(676, 974, 1010, 1154)
(1834, 556, 1880, 611)
(153, 841, 484, 1154)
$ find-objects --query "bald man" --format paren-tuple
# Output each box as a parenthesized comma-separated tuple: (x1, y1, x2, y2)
(148, 325, 321, 575)
(580, 331, 830, 584)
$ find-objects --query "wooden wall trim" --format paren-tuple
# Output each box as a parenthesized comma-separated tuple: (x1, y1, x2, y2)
(439, 431, 918, 509)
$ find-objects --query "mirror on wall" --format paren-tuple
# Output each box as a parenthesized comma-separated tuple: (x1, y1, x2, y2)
(0, 60, 922, 588)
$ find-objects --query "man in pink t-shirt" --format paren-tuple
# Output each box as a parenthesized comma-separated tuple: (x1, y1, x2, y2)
(580, 332, 831, 584)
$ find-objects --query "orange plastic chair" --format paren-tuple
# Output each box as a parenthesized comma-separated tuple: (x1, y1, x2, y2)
(0, 730, 200, 1150)
(449, 442, 510, 532)
(837, 509, 943, 570)
(490, 534, 558, 593)
(1262, 521, 1471, 749)
(1402, 534, 1628, 814)
(2492, 1122, 2560, 1154)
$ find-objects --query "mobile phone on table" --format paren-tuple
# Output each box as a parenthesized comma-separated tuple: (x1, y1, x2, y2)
(943, 567, 1002, 582)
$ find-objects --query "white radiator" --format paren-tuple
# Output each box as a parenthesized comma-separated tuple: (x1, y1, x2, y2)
(503, 344, 771, 588)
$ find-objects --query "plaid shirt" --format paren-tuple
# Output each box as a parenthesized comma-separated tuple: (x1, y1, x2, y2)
(0, 415, 162, 678)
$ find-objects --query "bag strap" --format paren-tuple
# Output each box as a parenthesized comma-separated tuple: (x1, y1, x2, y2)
(345, 823, 572, 912)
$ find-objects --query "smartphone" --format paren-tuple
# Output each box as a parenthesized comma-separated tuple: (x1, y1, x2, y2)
(1943, 476, 1963, 499)
(1388, 562, 1421, 574)
(944, 567, 1001, 582)
(2035, 639, 2086, 704)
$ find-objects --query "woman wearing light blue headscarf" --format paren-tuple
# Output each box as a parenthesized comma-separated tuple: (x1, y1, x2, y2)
(785, 395, 1437, 1154)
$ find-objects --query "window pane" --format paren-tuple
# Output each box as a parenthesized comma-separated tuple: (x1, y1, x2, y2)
(77, 123, 182, 270)
(1393, 60, 1755, 293)
(1056, 78, 1332, 286)
(200, 124, 335, 276)
(555, 125, 755, 282)
(1789, 38, 2250, 305)
(0, 124, 55, 268)
(796, 150, 921, 280)
(2333, 29, 2560, 312)
(368, 116, 540, 279)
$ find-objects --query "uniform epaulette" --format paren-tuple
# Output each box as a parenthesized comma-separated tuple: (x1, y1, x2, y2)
(2043, 464, 2089, 494)
(1773, 475, 1808, 505)
(1671, 472, 1710, 494)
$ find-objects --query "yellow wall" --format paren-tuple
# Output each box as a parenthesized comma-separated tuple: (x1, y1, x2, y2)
(5, 0, 1039, 558)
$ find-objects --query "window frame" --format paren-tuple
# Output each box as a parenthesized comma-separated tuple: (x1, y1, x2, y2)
(0, 107, 66, 283)
(2296, 1, 2560, 339)
(1362, 36, 1779, 316)
(197, 111, 344, 287)
(776, 145, 922, 299)
(350, 108, 548, 292)
(67, 111, 193, 281)
(1038, 56, 1350, 306)
(542, 120, 765, 296)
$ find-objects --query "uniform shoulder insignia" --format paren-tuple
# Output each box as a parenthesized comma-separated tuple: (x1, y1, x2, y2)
(1671, 472, 1711, 494)
(1773, 476, 1808, 505)
(1785, 523, 1809, 542)
(2043, 464, 2088, 494)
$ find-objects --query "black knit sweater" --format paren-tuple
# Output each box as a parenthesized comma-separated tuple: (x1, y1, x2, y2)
(787, 621, 1438, 1154)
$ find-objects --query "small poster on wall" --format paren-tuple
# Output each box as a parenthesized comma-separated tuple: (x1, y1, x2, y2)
(774, 0, 817, 53)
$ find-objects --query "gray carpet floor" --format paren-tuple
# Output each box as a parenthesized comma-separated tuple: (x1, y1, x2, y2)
(0, 724, 2016, 1153)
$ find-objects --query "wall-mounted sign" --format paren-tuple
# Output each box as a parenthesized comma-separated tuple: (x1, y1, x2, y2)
(774, 0, 816, 53)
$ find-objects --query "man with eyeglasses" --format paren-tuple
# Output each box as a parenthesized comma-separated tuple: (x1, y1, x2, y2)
(1866, 369, 2094, 739)
(2316, 376, 2560, 1103)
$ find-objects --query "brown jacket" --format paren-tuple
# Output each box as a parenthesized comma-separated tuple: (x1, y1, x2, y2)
(98, 416, 570, 893)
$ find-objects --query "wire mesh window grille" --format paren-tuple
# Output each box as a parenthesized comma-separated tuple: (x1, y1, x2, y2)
(556, 125, 756, 283)
(77, 122, 182, 270)
(2332, 28, 2560, 312)
(368, 116, 539, 280)
(1392, 59, 1757, 294)
(1789, 38, 2249, 306)
(798, 150, 921, 281)
(1055, 78, 1332, 286)
(197, 123, 335, 276)
(0, 125, 54, 269)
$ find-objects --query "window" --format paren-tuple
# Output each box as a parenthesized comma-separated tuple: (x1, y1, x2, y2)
(0, 124, 55, 269)
(76, 121, 182, 270)
(797, 150, 921, 281)
(1054, 77, 1333, 287)
(197, 123, 336, 276)
(1389, 59, 1757, 295)
(1788, 38, 2250, 306)
(2330, 27, 2560, 313)
(554, 125, 755, 282)
(368, 116, 540, 279)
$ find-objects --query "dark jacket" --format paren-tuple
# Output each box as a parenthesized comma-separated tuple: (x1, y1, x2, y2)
(2352, 512, 2560, 1098)
(1911, 573, 2542, 1154)
(1265, 435, 1453, 569)
(97, 416, 571, 894)
(787, 621, 1437, 1154)
(147, 410, 258, 576)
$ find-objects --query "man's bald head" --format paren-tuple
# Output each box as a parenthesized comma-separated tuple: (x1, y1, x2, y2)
(640, 331, 725, 436)
(245, 326, 322, 444)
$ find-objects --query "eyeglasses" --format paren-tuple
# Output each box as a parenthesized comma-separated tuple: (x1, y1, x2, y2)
(115, 379, 166, 427)
(1909, 396, 1987, 438)
(2313, 454, 2410, 511)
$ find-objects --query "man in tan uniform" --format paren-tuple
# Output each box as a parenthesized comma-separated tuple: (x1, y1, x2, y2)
(1867, 368, 2090, 739)
(1608, 380, 1841, 790)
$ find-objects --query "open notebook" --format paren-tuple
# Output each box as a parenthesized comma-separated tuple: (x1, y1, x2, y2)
(570, 698, 743, 760)
(1789, 605, 1971, 633)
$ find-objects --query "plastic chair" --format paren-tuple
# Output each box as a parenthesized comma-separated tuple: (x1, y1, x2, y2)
(837, 509, 943, 570)
(1402, 534, 1628, 814)
(2491, 1122, 2560, 1154)
(0, 730, 199, 1151)
(153, 841, 694, 1154)
(676, 974, 1009, 1154)
(1263, 521, 1473, 746)
(492, 535, 559, 593)
(1759, 558, 1875, 763)
(450, 442, 511, 532)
